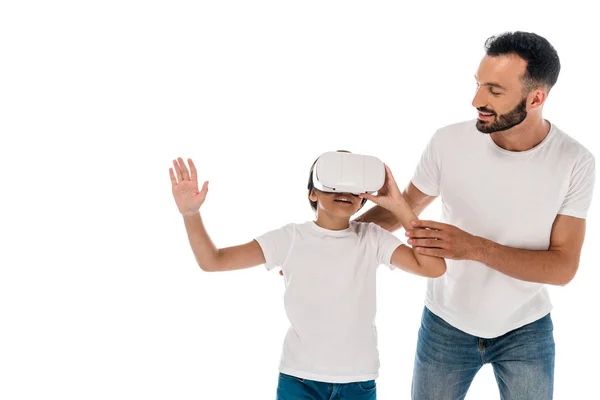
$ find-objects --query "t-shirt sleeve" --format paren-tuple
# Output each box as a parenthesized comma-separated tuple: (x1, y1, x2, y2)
(369, 223, 404, 271)
(411, 132, 441, 197)
(558, 152, 596, 219)
(254, 223, 296, 271)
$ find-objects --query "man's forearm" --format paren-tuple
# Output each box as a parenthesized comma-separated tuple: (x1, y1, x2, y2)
(472, 237, 578, 286)
(183, 212, 219, 271)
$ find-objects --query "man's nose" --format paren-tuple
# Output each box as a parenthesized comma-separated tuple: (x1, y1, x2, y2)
(472, 87, 487, 109)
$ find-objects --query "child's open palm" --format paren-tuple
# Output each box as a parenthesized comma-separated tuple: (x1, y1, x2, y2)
(169, 157, 208, 216)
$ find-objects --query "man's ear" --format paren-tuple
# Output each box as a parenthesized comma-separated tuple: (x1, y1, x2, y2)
(527, 87, 547, 110)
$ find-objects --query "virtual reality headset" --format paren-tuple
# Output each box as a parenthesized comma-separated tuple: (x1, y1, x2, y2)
(310, 151, 385, 195)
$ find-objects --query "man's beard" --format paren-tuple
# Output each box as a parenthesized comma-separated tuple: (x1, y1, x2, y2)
(476, 98, 527, 134)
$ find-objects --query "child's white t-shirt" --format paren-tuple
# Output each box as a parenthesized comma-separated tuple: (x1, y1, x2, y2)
(255, 220, 404, 383)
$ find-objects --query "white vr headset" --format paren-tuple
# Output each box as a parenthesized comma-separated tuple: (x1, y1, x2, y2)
(311, 152, 385, 195)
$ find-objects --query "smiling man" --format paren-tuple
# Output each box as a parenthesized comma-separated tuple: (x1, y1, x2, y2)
(357, 31, 595, 399)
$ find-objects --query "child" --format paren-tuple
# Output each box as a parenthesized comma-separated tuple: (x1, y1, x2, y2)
(169, 152, 446, 400)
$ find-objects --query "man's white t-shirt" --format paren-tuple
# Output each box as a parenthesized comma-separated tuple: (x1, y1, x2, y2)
(255, 221, 403, 383)
(412, 119, 595, 338)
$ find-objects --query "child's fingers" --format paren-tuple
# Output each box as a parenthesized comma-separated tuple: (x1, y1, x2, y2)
(200, 181, 209, 195)
(169, 168, 177, 186)
(189, 158, 198, 181)
(359, 193, 377, 203)
(173, 159, 183, 181)
(178, 157, 190, 180)
(384, 164, 397, 183)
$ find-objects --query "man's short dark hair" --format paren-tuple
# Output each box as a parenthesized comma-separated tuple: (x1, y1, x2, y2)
(485, 31, 560, 93)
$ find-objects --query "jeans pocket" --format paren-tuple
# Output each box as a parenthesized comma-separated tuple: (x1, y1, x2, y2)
(280, 373, 305, 383)
(357, 380, 376, 391)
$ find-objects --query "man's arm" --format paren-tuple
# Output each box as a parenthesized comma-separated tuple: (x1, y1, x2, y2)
(408, 214, 587, 286)
(474, 214, 585, 285)
(355, 182, 438, 232)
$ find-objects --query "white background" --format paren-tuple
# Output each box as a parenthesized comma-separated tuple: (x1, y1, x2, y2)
(1, 1, 598, 399)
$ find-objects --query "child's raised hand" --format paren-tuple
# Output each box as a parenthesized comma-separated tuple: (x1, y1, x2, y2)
(169, 157, 208, 216)
(359, 164, 404, 210)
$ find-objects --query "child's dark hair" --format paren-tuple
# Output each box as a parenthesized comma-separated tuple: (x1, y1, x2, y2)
(307, 150, 368, 212)
(484, 31, 560, 93)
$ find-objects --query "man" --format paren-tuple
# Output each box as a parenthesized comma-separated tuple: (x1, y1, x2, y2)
(356, 31, 595, 399)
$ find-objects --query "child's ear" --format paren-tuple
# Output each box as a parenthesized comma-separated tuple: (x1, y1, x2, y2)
(309, 189, 318, 202)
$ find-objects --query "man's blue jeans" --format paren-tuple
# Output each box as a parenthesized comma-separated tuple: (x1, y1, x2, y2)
(276, 373, 377, 400)
(412, 306, 555, 399)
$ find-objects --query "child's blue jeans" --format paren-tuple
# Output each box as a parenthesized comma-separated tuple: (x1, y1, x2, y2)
(276, 372, 376, 399)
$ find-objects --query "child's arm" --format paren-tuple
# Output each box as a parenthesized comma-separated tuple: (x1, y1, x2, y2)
(387, 200, 446, 278)
(170, 157, 266, 272)
(182, 213, 265, 272)
(361, 164, 446, 278)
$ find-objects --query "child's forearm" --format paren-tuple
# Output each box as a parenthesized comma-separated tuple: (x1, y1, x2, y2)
(355, 205, 401, 232)
(389, 199, 446, 273)
(182, 212, 219, 271)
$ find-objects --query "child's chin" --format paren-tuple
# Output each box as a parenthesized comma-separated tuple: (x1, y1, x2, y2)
(335, 209, 358, 217)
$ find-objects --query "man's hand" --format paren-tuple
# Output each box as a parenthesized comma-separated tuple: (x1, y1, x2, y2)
(406, 220, 483, 260)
